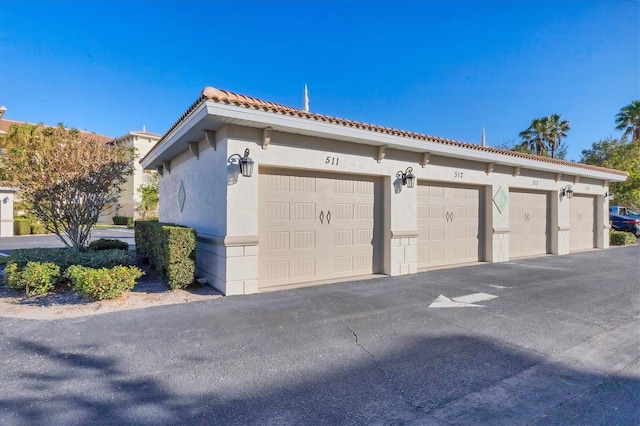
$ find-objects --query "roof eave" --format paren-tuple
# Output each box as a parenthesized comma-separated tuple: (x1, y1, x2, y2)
(142, 100, 627, 183)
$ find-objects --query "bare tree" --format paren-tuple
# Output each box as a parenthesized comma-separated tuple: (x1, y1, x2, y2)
(1, 123, 135, 250)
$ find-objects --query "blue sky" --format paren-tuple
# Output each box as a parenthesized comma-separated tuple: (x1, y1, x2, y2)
(1, 0, 638, 161)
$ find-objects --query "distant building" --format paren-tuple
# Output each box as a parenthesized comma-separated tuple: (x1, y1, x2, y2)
(104, 129, 161, 222)
(0, 107, 160, 233)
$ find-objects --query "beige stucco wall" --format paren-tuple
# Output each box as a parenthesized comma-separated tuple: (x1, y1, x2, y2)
(157, 124, 610, 295)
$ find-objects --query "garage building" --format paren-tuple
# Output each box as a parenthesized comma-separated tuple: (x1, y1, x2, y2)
(140, 87, 627, 295)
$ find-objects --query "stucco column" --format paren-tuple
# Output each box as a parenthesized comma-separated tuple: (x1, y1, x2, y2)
(598, 194, 609, 249)
(388, 176, 418, 276)
(223, 138, 260, 295)
(0, 188, 15, 237)
(488, 185, 509, 263)
(556, 188, 571, 255)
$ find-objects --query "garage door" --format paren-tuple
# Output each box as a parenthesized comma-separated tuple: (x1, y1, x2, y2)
(259, 170, 382, 288)
(417, 182, 482, 269)
(570, 195, 596, 251)
(509, 190, 549, 258)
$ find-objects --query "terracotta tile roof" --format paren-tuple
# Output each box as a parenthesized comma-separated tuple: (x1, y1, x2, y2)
(0, 119, 113, 144)
(159, 86, 627, 177)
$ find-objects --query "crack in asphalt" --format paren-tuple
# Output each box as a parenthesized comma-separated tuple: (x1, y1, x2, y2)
(526, 355, 640, 425)
(344, 323, 425, 417)
(611, 356, 640, 404)
(525, 383, 597, 426)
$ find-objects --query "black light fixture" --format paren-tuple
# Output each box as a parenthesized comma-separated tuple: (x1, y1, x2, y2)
(228, 148, 255, 178)
(397, 167, 416, 188)
(560, 184, 574, 199)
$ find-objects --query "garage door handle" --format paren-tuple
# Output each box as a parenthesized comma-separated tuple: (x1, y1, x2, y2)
(327, 210, 331, 224)
(319, 210, 324, 224)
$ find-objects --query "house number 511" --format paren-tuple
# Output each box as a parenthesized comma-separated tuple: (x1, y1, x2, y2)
(325, 156, 340, 165)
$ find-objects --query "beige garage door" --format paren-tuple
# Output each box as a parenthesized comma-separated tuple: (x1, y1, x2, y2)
(259, 169, 382, 288)
(570, 195, 596, 251)
(417, 182, 482, 269)
(510, 190, 549, 258)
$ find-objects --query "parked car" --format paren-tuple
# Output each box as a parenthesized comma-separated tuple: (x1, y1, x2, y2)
(609, 206, 640, 237)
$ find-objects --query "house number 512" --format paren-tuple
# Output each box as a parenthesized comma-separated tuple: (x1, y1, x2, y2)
(325, 156, 340, 165)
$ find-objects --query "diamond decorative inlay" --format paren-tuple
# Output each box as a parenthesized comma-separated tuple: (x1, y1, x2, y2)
(178, 180, 186, 212)
(493, 187, 508, 214)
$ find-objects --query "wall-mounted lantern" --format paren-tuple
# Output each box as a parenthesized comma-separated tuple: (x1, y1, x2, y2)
(228, 148, 255, 178)
(396, 167, 415, 188)
(560, 184, 574, 199)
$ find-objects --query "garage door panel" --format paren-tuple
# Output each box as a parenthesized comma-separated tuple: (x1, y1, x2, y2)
(335, 203, 353, 220)
(266, 174, 290, 191)
(356, 229, 372, 245)
(418, 182, 482, 269)
(356, 204, 373, 220)
(266, 260, 290, 281)
(335, 179, 354, 193)
(292, 259, 315, 278)
(260, 170, 380, 288)
(293, 231, 316, 249)
(509, 190, 549, 258)
(293, 203, 316, 220)
(266, 202, 290, 220)
(431, 227, 445, 241)
(266, 231, 290, 251)
(292, 176, 316, 192)
(570, 195, 595, 251)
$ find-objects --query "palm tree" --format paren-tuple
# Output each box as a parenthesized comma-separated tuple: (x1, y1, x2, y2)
(519, 115, 570, 158)
(519, 118, 548, 156)
(615, 100, 640, 142)
(546, 114, 570, 158)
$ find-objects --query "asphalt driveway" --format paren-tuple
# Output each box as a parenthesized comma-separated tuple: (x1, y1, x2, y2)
(0, 246, 638, 425)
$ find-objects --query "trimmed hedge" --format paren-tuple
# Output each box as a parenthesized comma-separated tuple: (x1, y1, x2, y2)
(66, 265, 144, 300)
(113, 216, 133, 227)
(89, 238, 129, 251)
(13, 218, 31, 235)
(135, 220, 196, 289)
(4, 261, 61, 296)
(8, 248, 134, 270)
(610, 230, 637, 246)
(30, 221, 49, 235)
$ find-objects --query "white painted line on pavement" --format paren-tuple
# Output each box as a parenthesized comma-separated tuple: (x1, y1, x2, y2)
(452, 293, 498, 304)
(489, 284, 512, 289)
(505, 262, 566, 271)
(428, 295, 484, 308)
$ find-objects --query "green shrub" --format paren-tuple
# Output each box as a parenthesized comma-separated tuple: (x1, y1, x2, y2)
(135, 220, 196, 289)
(134, 219, 159, 263)
(3, 261, 61, 296)
(166, 261, 196, 290)
(3, 262, 21, 290)
(13, 218, 31, 235)
(89, 238, 129, 251)
(610, 230, 637, 246)
(8, 248, 134, 270)
(113, 216, 133, 227)
(30, 221, 49, 235)
(66, 265, 144, 300)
